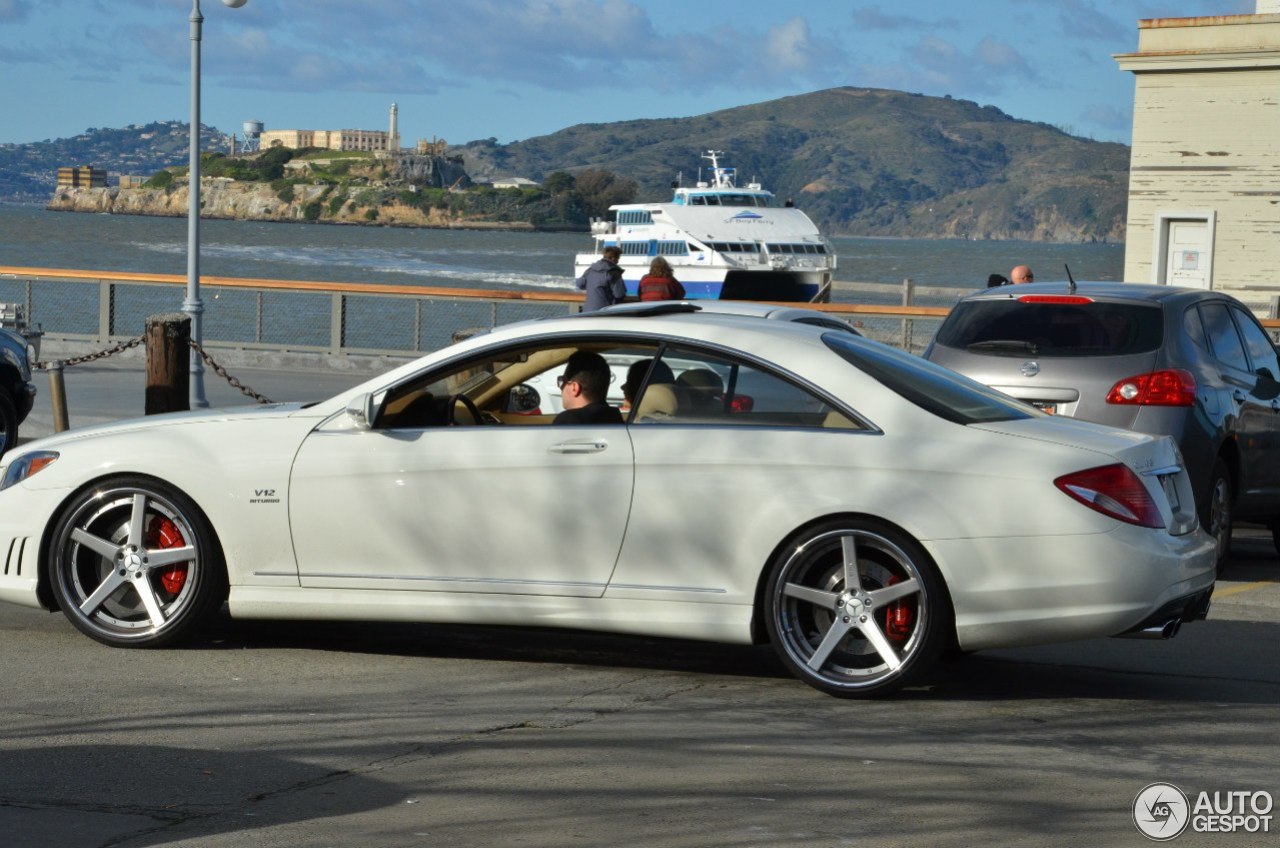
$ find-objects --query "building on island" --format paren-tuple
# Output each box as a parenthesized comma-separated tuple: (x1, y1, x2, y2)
(1115, 0, 1280, 303)
(260, 128, 390, 152)
(490, 177, 539, 189)
(117, 175, 148, 189)
(56, 166, 107, 188)
(259, 103, 405, 154)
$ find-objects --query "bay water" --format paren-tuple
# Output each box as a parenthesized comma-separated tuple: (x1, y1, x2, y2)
(1, 204, 1125, 306)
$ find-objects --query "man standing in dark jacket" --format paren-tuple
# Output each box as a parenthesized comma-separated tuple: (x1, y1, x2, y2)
(575, 246, 626, 311)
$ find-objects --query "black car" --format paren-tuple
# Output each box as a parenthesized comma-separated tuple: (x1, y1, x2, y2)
(925, 281, 1280, 570)
(0, 326, 37, 457)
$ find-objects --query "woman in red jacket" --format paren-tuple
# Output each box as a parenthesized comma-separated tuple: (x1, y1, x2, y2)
(637, 257, 686, 302)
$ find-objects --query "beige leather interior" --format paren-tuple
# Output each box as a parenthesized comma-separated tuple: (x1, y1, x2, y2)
(634, 383, 682, 421)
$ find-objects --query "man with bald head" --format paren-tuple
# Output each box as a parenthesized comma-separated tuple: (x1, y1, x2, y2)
(1010, 265, 1034, 284)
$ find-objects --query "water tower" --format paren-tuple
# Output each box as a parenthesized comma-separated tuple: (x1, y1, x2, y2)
(240, 119, 263, 153)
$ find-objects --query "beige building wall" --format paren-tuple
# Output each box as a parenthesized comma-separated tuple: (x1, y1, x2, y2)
(1116, 14, 1280, 301)
(259, 128, 389, 152)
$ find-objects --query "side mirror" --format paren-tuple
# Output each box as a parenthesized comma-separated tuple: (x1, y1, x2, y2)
(345, 392, 376, 430)
(504, 383, 542, 414)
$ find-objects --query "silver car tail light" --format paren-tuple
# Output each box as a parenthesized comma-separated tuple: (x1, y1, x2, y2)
(1054, 463, 1165, 529)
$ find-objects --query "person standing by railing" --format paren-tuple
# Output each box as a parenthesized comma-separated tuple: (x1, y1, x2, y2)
(575, 246, 626, 311)
(637, 256, 686, 302)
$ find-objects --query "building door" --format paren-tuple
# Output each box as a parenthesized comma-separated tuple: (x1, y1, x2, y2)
(1163, 219, 1211, 289)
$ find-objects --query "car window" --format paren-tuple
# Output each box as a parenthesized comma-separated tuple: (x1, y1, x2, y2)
(1232, 306, 1280, 379)
(375, 339, 658, 428)
(630, 344, 864, 430)
(824, 333, 1037, 425)
(1183, 304, 1209, 353)
(1200, 303, 1250, 373)
(934, 299, 1163, 356)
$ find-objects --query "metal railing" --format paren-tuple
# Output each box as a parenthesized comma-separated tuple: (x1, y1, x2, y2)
(0, 265, 952, 357)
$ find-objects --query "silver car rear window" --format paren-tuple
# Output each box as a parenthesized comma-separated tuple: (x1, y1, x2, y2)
(935, 300, 1164, 357)
(823, 334, 1035, 425)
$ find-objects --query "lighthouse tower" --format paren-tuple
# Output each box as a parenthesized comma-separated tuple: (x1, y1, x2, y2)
(388, 102, 401, 153)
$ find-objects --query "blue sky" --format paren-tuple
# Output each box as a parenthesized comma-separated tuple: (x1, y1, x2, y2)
(0, 0, 1258, 147)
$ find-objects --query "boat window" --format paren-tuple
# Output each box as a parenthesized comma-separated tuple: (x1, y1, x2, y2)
(704, 195, 720, 206)
(690, 196, 705, 206)
(617, 210, 653, 225)
(657, 241, 688, 256)
(815, 245, 826, 254)
(620, 242, 650, 256)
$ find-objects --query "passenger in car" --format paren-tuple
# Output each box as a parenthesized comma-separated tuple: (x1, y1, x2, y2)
(621, 358, 675, 410)
(553, 351, 625, 425)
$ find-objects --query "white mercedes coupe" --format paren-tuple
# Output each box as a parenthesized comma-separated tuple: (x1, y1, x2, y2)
(0, 304, 1217, 697)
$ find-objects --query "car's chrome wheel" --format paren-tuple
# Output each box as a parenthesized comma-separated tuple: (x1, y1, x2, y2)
(1200, 459, 1233, 573)
(765, 521, 949, 697)
(48, 477, 226, 647)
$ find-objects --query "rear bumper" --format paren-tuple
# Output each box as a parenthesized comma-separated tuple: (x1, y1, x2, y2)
(927, 522, 1217, 651)
(1119, 585, 1213, 634)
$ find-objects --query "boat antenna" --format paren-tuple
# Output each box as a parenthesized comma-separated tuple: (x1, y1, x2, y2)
(1064, 264, 1078, 294)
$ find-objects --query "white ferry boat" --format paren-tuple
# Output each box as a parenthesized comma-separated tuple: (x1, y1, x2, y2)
(573, 151, 836, 301)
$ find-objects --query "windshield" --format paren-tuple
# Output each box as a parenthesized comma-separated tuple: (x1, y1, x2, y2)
(935, 300, 1163, 357)
(823, 334, 1037, 425)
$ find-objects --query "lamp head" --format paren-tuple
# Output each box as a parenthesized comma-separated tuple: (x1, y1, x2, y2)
(222, 0, 248, 8)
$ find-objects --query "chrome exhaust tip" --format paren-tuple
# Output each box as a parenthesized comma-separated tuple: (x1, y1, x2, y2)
(1120, 618, 1182, 640)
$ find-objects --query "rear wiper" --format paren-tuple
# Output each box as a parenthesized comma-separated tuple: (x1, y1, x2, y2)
(967, 339, 1040, 354)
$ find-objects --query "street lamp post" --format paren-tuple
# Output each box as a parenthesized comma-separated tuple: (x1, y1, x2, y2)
(186, 0, 246, 408)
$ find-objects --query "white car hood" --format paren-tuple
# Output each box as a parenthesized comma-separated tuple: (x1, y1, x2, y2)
(18, 402, 312, 451)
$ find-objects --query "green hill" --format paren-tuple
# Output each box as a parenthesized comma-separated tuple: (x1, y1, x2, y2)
(0, 121, 230, 200)
(454, 87, 1130, 242)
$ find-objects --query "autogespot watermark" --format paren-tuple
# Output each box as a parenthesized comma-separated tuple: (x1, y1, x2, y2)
(1133, 783, 1274, 840)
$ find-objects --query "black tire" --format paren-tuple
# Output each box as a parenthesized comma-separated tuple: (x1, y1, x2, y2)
(764, 519, 950, 697)
(1199, 458, 1233, 574)
(0, 391, 17, 459)
(47, 476, 227, 647)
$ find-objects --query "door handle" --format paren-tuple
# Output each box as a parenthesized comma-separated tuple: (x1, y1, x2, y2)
(549, 441, 609, 454)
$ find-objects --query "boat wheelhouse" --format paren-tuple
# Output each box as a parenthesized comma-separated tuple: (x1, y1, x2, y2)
(574, 151, 836, 301)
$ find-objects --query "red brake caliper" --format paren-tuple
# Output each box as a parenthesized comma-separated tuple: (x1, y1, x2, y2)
(881, 575, 915, 641)
(146, 515, 189, 595)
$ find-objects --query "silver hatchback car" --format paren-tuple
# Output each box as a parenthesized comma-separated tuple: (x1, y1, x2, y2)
(924, 281, 1280, 570)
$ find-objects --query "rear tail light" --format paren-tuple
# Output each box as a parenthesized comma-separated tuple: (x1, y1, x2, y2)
(1105, 369, 1196, 407)
(1055, 464, 1165, 528)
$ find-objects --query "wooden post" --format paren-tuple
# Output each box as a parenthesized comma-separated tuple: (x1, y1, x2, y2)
(146, 313, 191, 415)
(47, 361, 69, 433)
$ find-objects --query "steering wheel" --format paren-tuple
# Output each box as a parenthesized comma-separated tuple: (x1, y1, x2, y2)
(446, 393, 487, 426)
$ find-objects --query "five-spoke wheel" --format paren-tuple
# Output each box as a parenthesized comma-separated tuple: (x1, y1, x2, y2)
(48, 477, 226, 647)
(765, 521, 948, 697)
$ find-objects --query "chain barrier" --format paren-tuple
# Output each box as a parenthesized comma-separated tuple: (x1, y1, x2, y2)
(34, 335, 145, 370)
(189, 340, 275, 405)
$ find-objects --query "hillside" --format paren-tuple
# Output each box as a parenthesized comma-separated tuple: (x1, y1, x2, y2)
(0, 121, 230, 200)
(13, 87, 1131, 240)
(455, 87, 1130, 242)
